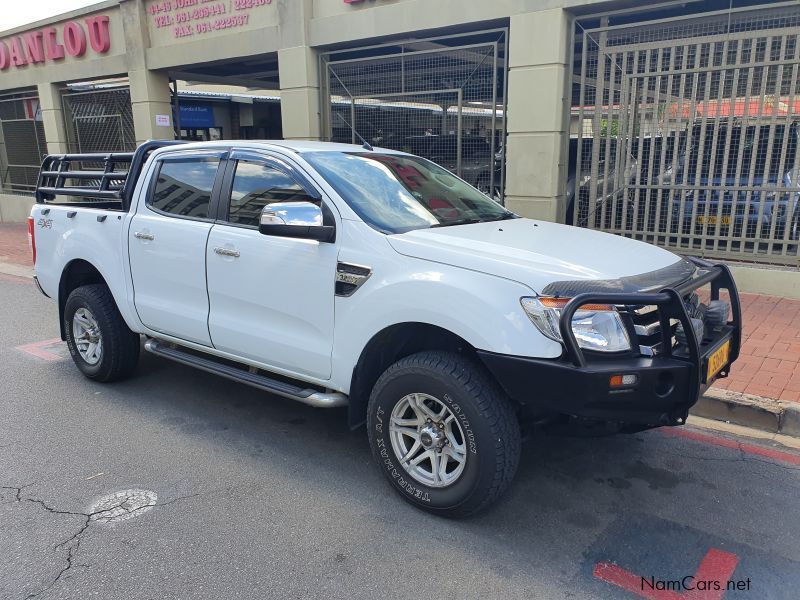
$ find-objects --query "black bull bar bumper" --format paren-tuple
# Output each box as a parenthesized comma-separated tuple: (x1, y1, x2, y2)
(478, 258, 742, 427)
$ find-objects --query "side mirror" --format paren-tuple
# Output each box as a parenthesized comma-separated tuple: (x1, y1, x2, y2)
(259, 201, 335, 242)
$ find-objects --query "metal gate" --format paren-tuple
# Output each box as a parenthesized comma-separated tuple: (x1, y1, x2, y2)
(62, 86, 136, 154)
(573, 2, 800, 265)
(0, 92, 46, 194)
(321, 30, 507, 200)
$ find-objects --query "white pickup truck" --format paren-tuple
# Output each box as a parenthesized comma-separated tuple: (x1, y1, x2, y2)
(30, 140, 741, 517)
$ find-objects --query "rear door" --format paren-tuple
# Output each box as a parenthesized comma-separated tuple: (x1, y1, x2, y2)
(129, 150, 226, 346)
(205, 150, 337, 379)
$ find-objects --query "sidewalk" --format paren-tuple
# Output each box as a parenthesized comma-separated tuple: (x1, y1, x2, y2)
(0, 223, 31, 268)
(1, 222, 797, 401)
(713, 293, 800, 402)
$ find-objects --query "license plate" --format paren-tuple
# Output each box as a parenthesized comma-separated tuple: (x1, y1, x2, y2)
(707, 340, 731, 381)
(697, 215, 731, 225)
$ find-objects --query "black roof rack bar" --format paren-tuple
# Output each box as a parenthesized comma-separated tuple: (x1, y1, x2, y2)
(39, 171, 129, 180)
(46, 152, 135, 162)
(36, 187, 122, 200)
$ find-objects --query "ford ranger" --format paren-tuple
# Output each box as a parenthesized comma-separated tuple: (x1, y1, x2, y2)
(29, 140, 741, 517)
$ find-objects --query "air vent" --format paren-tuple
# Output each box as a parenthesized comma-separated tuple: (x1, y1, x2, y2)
(335, 262, 372, 297)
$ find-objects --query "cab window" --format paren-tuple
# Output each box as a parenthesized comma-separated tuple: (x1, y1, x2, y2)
(226, 159, 315, 227)
(149, 157, 220, 219)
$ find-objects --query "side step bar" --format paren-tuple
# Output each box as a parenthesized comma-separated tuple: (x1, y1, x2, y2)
(143, 339, 348, 408)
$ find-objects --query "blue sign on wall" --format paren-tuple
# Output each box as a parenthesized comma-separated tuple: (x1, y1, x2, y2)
(177, 104, 215, 128)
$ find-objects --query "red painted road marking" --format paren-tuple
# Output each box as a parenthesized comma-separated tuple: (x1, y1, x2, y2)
(15, 338, 64, 361)
(594, 548, 739, 600)
(662, 426, 800, 466)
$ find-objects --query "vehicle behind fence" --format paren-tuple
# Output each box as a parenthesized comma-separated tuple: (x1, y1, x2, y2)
(573, 2, 800, 266)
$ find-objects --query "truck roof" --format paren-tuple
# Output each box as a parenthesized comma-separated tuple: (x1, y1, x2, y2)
(34, 139, 407, 212)
(154, 140, 405, 155)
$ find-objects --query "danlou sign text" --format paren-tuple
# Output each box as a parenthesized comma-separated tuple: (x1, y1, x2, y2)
(0, 16, 111, 71)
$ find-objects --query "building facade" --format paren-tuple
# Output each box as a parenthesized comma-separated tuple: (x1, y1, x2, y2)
(1, 0, 798, 269)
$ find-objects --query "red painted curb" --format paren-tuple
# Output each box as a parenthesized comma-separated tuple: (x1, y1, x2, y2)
(662, 427, 800, 466)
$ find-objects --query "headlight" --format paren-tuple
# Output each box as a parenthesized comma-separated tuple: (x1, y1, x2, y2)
(520, 297, 632, 352)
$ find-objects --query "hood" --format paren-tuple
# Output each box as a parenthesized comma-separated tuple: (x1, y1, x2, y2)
(387, 218, 688, 294)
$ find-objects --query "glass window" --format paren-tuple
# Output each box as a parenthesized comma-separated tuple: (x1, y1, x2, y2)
(150, 157, 220, 219)
(227, 160, 313, 227)
(302, 151, 514, 234)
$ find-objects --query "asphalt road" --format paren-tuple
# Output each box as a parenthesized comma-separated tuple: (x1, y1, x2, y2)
(2, 272, 799, 600)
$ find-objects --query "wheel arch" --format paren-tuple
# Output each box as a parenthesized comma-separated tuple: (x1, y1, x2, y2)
(58, 259, 110, 340)
(347, 322, 481, 430)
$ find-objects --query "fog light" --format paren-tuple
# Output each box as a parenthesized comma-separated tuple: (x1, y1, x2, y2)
(610, 374, 638, 388)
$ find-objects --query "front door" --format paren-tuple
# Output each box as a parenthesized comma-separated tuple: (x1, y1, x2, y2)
(129, 150, 225, 346)
(206, 151, 337, 380)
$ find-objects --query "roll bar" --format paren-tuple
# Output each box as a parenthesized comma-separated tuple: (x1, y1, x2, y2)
(35, 140, 186, 211)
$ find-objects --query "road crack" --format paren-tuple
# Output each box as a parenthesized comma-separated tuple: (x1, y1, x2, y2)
(1, 485, 200, 599)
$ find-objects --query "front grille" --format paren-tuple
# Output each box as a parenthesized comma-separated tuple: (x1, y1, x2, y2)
(625, 293, 730, 357)
(627, 304, 678, 357)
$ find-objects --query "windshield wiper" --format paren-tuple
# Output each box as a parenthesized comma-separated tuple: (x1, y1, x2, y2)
(480, 213, 517, 222)
(430, 218, 483, 228)
(430, 213, 517, 228)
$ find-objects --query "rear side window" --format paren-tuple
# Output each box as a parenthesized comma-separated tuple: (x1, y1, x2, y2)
(227, 160, 314, 227)
(150, 157, 220, 219)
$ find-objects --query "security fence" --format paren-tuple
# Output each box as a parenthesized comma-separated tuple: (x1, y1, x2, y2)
(0, 92, 47, 194)
(62, 86, 136, 154)
(321, 30, 507, 201)
(573, 2, 800, 265)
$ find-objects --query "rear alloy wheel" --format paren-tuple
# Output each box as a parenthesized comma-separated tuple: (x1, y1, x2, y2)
(64, 284, 140, 382)
(367, 351, 520, 518)
(72, 307, 103, 365)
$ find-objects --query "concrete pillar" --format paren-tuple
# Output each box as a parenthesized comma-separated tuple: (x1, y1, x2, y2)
(119, 0, 172, 144)
(278, 46, 320, 140)
(129, 69, 174, 144)
(505, 9, 573, 223)
(37, 83, 69, 154)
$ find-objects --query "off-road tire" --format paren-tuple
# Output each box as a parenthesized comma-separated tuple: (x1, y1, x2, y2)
(367, 351, 520, 518)
(64, 284, 140, 382)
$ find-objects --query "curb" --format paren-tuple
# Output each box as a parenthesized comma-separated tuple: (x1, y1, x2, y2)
(692, 388, 800, 438)
(0, 261, 33, 279)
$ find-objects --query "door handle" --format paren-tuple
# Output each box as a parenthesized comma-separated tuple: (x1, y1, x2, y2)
(134, 232, 154, 241)
(214, 247, 240, 258)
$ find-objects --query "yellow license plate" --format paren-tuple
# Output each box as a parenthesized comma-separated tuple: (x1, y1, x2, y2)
(697, 215, 732, 225)
(707, 340, 731, 381)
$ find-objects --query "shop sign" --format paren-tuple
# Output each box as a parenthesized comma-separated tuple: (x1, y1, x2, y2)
(148, 0, 272, 40)
(177, 104, 215, 128)
(0, 16, 111, 71)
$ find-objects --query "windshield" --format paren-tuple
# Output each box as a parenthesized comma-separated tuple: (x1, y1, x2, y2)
(302, 151, 514, 234)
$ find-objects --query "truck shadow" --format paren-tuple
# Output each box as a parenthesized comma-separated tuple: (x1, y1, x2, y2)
(125, 351, 713, 516)
(92, 351, 800, 595)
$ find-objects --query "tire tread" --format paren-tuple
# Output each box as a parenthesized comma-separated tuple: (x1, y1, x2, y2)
(65, 284, 140, 382)
(369, 350, 520, 517)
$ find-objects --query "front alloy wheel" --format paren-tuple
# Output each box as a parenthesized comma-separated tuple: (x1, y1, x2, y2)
(389, 393, 467, 488)
(367, 351, 520, 518)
